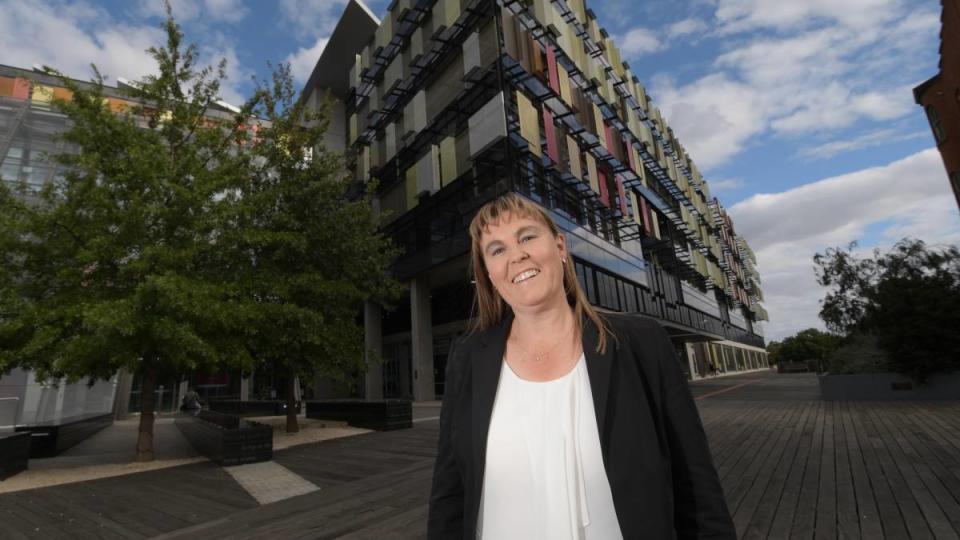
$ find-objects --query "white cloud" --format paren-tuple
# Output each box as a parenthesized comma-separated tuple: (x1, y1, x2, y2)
(203, 0, 249, 23)
(714, 0, 904, 34)
(647, 5, 938, 170)
(0, 0, 163, 83)
(136, 0, 248, 23)
(618, 27, 663, 56)
(651, 73, 766, 169)
(285, 37, 330, 85)
(709, 177, 746, 192)
(798, 128, 928, 160)
(667, 18, 708, 39)
(279, 0, 349, 39)
(729, 148, 960, 340)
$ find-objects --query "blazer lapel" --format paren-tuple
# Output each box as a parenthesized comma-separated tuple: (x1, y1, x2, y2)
(583, 316, 615, 459)
(471, 314, 509, 496)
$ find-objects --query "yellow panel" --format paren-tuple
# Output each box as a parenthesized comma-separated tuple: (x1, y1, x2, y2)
(557, 64, 572, 104)
(440, 135, 457, 187)
(516, 90, 541, 157)
(592, 103, 606, 148)
(629, 191, 641, 226)
(32, 84, 54, 104)
(349, 113, 358, 144)
(651, 209, 661, 239)
(566, 135, 582, 179)
(405, 166, 418, 210)
(585, 152, 599, 193)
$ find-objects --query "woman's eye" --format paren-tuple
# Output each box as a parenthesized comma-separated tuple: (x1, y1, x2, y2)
(491, 247, 504, 256)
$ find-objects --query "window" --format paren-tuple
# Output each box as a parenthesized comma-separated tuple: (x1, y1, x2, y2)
(926, 105, 946, 144)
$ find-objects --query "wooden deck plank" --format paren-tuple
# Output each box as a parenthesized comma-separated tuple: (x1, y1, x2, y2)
(790, 401, 825, 539)
(814, 401, 838, 540)
(833, 401, 861, 540)
(740, 401, 816, 539)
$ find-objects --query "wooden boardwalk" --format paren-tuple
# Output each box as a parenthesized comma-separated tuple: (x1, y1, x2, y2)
(2, 372, 960, 539)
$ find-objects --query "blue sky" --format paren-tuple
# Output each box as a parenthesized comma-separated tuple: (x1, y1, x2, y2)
(2, 0, 958, 340)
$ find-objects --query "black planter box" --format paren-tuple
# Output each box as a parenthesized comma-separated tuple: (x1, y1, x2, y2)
(305, 400, 412, 431)
(15, 413, 113, 458)
(0, 432, 30, 480)
(206, 400, 301, 417)
(175, 410, 273, 465)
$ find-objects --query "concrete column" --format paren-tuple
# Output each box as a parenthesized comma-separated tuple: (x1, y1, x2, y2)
(364, 301, 384, 400)
(113, 368, 134, 420)
(411, 276, 435, 401)
(685, 343, 698, 380)
(240, 374, 252, 401)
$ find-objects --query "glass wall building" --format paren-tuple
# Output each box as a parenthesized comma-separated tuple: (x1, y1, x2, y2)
(304, 0, 770, 401)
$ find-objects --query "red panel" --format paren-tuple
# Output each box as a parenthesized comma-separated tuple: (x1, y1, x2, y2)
(12, 78, 30, 99)
(546, 44, 560, 94)
(626, 142, 636, 172)
(598, 169, 610, 207)
(616, 174, 628, 215)
(542, 109, 559, 163)
(639, 197, 651, 234)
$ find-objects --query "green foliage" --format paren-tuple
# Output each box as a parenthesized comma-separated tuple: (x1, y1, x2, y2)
(216, 63, 402, 394)
(0, 17, 255, 384)
(814, 238, 960, 382)
(766, 328, 842, 370)
(824, 333, 889, 375)
(0, 8, 401, 444)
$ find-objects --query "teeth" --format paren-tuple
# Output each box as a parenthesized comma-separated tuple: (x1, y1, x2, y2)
(513, 269, 539, 284)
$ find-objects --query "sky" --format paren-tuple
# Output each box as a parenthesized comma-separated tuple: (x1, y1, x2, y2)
(1, 0, 958, 341)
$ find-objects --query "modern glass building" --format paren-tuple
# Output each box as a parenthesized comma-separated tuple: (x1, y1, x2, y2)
(303, 0, 770, 402)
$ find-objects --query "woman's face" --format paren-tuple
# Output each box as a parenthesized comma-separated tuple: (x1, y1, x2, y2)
(479, 212, 568, 313)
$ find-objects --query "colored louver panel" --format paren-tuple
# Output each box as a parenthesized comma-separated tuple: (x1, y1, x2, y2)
(440, 135, 457, 187)
(630, 191, 642, 227)
(546, 44, 560, 94)
(598, 169, 610, 207)
(557, 64, 572, 104)
(516, 90, 541, 157)
(586, 152, 599, 193)
(12, 78, 30, 99)
(639, 196, 652, 234)
(31, 84, 55, 104)
(615, 175, 628, 215)
(566, 135, 582, 179)
(542, 109, 558, 163)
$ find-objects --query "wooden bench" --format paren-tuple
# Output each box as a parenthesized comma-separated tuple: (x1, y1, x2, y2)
(15, 413, 113, 458)
(207, 400, 301, 417)
(305, 400, 412, 431)
(175, 411, 273, 465)
(0, 432, 30, 480)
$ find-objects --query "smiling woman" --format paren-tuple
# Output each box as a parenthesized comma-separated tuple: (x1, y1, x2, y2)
(428, 193, 736, 540)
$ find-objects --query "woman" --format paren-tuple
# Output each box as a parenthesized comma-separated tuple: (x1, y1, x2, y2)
(428, 193, 735, 539)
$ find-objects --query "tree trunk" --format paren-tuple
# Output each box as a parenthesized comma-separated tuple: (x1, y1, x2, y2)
(135, 367, 157, 462)
(285, 374, 299, 434)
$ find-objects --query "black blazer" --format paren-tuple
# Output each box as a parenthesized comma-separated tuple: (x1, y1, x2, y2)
(428, 312, 736, 539)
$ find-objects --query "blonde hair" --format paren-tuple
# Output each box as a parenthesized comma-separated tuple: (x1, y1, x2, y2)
(467, 193, 613, 353)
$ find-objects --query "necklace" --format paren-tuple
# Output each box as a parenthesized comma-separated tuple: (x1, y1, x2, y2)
(509, 320, 576, 363)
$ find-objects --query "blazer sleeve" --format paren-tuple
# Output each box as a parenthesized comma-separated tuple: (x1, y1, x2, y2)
(428, 337, 467, 539)
(648, 321, 737, 540)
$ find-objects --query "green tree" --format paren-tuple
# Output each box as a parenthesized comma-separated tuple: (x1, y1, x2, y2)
(768, 328, 842, 371)
(218, 65, 401, 433)
(814, 238, 960, 382)
(0, 14, 258, 461)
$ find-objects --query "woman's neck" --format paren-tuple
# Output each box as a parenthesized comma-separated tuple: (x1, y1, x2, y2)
(509, 300, 576, 343)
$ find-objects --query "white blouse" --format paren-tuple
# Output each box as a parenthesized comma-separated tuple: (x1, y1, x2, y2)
(478, 354, 623, 540)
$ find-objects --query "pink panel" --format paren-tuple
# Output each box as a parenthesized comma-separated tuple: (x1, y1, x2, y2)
(639, 197, 651, 234)
(12, 78, 30, 99)
(626, 143, 636, 172)
(542, 109, 559, 163)
(598, 169, 610, 207)
(605, 123, 618, 159)
(546, 45, 560, 94)
(616, 175, 628, 216)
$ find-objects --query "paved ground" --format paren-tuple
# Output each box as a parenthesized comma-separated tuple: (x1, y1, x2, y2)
(2, 371, 960, 539)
